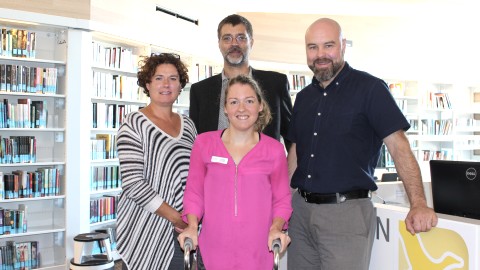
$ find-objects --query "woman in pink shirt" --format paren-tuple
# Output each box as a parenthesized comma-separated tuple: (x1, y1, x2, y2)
(179, 75, 292, 270)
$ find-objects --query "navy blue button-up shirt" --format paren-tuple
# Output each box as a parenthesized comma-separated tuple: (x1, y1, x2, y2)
(287, 63, 410, 193)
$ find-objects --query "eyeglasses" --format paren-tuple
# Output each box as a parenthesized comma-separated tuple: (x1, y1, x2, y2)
(221, 35, 249, 44)
(151, 52, 181, 59)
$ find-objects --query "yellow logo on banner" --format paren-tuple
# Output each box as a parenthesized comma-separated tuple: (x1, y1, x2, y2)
(398, 221, 468, 269)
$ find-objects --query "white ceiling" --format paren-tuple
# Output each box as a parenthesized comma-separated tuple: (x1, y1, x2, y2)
(159, 0, 479, 82)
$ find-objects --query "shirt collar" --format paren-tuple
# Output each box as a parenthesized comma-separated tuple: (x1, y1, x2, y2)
(221, 67, 253, 81)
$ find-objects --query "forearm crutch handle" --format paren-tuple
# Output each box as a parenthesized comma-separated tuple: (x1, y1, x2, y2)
(272, 238, 282, 270)
(184, 237, 194, 270)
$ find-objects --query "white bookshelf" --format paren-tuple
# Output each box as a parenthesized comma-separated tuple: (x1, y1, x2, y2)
(380, 80, 480, 175)
(0, 18, 68, 269)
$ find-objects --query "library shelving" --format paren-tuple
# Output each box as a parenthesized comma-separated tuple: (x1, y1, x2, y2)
(379, 80, 480, 175)
(0, 20, 68, 269)
(87, 33, 151, 260)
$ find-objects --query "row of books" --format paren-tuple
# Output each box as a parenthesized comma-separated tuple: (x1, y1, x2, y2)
(0, 240, 39, 269)
(0, 65, 57, 94)
(420, 119, 453, 135)
(0, 28, 37, 58)
(420, 149, 453, 161)
(91, 134, 117, 160)
(0, 168, 60, 200)
(193, 63, 221, 83)
(456, 118, 480, 128)
(290, 74, 311, 91)
(90, 195, 119, 224)
(91, 166, 121, 191)
(425, 92, 452, 110)
(388, 82, 405, 97)
(0, 136, 36, 164)
(92, 41, 138, 72)
(0, 99, 47, 129)
(92, 71, 145, 101)
(92, 103, 140, 129)
(395, 99, 410, 114)
(378, 144, 397, 168)
(0, 205, 27, 235)
(408, 119, 419, 133)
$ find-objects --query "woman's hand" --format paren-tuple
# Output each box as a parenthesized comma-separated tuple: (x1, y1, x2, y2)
(178, 214, 200, 250)
(268, 217, 290, 253)
(268, 228, 291, 253)
(172, 215, 188, 232)
(178, 224, 199, 250)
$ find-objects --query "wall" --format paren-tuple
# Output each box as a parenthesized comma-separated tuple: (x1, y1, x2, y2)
(239, 11, 480, 84)
(4, 0, 479, 86)
(0, 0, 90, 19)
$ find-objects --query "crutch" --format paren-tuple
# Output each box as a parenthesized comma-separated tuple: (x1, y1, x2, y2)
(183, 237, 197, 270)
(272, 238, 282, 270)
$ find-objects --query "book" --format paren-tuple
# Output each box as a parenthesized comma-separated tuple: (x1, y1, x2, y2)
(11, 64, 17, 92)
(18, 204, 28, 233)
(11, 29, 18, 57)
(0, 208, 4, 235)
(1, 28, 6, 56)
(5, 64, 12, 91)
(31, 241, 38, 268)
(20, 30, 28, 58)
(29, 32, 36, 58)
(31, 100, 47, 128)
(3, 210, 13, 234)
(0, 64, 6, 91)
(0, 171, 4, 200)
(17, 98, 31, 128)
(96, 134, 112, 159)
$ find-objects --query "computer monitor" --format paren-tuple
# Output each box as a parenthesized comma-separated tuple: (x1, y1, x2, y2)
(381, 172, 399, 182)
(430, 160, 480, 220)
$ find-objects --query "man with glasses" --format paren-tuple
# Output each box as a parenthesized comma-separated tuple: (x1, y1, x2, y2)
(189, 14, 293, 150)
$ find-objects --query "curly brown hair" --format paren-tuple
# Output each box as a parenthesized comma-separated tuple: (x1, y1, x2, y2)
(137, 53, 189, 97)
(225, 75, 271, 132)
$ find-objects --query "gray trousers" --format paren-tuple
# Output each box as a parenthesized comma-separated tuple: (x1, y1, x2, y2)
(287, 191, 376, 270)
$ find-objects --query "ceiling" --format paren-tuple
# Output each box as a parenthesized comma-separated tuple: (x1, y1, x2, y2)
(226, 1, 480, 82)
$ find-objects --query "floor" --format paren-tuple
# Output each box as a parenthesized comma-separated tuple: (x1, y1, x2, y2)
(114, 260, 123, 270)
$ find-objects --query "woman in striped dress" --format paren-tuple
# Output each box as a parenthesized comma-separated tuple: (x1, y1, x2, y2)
(116, 53, 196, 270)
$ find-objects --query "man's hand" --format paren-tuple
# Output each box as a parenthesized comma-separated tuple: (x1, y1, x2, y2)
(405, 206, 438, 235)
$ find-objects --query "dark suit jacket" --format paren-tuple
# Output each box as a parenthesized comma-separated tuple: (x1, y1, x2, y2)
(189, 68, 293, 149)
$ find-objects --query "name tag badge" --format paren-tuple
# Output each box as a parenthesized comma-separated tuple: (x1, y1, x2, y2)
(211, 156, 228, 164)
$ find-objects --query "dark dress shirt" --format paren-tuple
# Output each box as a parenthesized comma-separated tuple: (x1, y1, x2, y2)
(287, 63, 410, 193)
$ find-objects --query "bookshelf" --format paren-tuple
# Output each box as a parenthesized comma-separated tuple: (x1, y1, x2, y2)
(0, 21, 67, 269)
(380, 80, 480, 176)
(249, 59, 313, 106)
(85, 33, 150, 259)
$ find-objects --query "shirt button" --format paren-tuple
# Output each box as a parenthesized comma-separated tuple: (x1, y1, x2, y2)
(307, 175, 312, 178)
(313, 132, 317, 136)
(336, 82, 339, 85)
(324, 92, 327, 96)
(318, 112, 321, 116)
(311, 154, 314, 157)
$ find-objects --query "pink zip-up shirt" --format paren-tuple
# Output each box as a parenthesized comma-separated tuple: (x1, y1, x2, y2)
(183, 130, 292, 270)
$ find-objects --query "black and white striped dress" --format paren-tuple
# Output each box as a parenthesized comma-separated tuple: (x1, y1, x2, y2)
(116, 111, 196, 270)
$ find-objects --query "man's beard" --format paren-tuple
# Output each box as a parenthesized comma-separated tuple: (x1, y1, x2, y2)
(310, 58, 343, 82)
(224, 46, 247, 66)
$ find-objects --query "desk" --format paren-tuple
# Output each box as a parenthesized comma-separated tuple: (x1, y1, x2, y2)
(370, 188, 480, 269)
